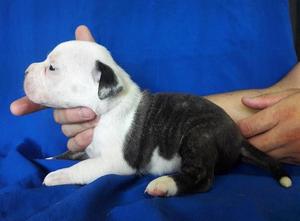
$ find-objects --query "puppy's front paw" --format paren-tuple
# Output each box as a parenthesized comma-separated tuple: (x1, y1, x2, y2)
(43, 169, 72, 186)
(145, 176, 178, 197)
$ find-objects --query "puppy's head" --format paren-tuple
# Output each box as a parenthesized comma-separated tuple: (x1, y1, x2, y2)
(24, 41, 125, 109)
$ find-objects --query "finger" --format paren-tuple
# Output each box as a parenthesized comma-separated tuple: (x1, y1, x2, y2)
(61, 117, 99, 137)
(238, 108, 278, 138)
(268, 149, 299, 161)
(67, 128, 94, 151)
(242, 90, 298, 110)
(10, 96, 45, 116)
(242, 95, 282, 110)
(75, 25, 95, 42)
(247, 124, 289, 152)
(267, 140, 300, 160)
(53, 107, 96, 124)
(280, 158, 300, 166)
(280, 155, 300, 165)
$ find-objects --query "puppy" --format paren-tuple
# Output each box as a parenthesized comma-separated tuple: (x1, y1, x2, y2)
(24, 41, 292, 197)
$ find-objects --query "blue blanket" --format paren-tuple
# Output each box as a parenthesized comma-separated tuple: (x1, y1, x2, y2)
(1, 0, 299, 220)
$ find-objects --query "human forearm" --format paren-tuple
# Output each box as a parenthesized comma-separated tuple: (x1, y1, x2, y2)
(272, 62, 300, 90)
(205, 89, 264, 122)
(205, 62, 300, 122)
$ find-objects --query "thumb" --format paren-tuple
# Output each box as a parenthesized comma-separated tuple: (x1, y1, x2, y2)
(237, 108, 278, 138)
(10, 96, 45, 116)
(75, 25, 95, 42)
(242, 90, 297, 110)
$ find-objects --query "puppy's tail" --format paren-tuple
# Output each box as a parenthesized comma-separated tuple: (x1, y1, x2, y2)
(46, 150, 89, 161)
(241, 141, 292, 188)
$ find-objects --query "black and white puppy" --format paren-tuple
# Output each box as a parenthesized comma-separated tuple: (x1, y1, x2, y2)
(24, 41, 292, 197)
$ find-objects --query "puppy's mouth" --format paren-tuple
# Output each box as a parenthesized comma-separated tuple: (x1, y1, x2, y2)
(24, 78, 33, 97)
(23, 74, 47, 105)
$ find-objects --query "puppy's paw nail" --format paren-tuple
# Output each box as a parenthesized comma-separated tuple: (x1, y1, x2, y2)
(145, 176, 177, 197)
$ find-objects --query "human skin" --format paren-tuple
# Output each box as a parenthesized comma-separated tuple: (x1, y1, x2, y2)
(207, 64, 300, 164)
(10, 26, 300, 164)
(238, 89, 300, 164)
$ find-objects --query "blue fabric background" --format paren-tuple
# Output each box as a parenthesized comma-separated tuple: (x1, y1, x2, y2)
(0, 0, 299, 220)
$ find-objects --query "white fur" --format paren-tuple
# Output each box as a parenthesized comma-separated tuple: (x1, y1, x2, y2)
(145, 176, 178, 197)
(24, 40, 180, 188)
(147, 148, 181, 175)
(279, 176, 292, 188)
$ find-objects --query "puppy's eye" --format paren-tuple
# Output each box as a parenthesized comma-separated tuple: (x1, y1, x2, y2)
(49, 65, 55, 71)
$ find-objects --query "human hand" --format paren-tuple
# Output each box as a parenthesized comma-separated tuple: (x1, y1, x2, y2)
(10, 25, 97, 151)
(238, 89, 300, 164)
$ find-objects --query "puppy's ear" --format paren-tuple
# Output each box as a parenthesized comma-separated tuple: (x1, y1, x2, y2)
(93, 60, 123, 100)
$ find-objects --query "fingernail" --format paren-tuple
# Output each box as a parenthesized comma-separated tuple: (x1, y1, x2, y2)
(10, 102, 18, 115)
(80, 108, 94, 119)
(68, 139, 79, 151)
(10, 101, 25, 115)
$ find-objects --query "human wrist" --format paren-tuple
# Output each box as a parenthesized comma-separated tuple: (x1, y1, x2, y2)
(269, 63, 300, 91)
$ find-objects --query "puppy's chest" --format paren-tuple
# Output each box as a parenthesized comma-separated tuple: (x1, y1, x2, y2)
(86, 111, 134, 158)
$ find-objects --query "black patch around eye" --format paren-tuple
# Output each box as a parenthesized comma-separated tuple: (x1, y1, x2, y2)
(49, 65, 55, 71)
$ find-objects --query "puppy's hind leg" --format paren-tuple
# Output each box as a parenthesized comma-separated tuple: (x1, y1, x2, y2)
(146, 130, 217, 197)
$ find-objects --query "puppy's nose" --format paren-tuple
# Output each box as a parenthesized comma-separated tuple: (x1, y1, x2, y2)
(25, 64, 33, 76)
